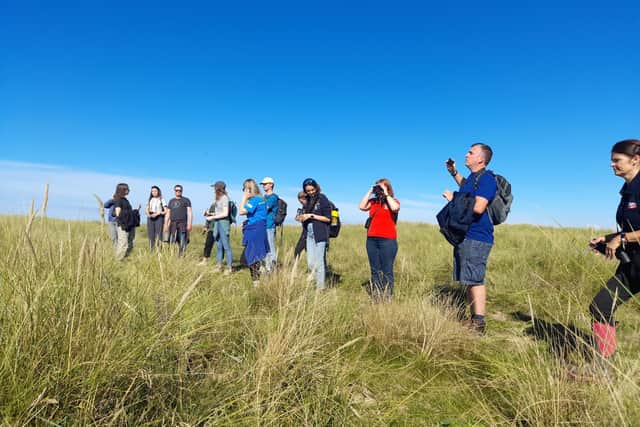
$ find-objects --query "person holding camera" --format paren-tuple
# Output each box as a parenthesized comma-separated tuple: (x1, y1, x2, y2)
(586, 139, 640, 363)
(199, 181, 233, 274)
(359, 178, 400, 300)
(239, 178, 269, 287)
(443, 144, 497, 335)
(298, 178, 332, 290)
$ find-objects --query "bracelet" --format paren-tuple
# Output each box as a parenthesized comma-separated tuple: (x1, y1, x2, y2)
(450, 169, 458, 177)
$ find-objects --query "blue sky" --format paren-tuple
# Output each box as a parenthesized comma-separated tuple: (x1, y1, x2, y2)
(1, 1, 639, 227)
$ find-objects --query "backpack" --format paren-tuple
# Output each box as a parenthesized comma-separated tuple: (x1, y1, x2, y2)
(274, 197, 287, 226)
(328, 201, 341, 238)
(117, 199, 140, 232)
(228, 200, 238, 224)
(472, 170, 513, 225)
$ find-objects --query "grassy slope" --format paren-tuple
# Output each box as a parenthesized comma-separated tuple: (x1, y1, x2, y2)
(0, 216, 639, 426)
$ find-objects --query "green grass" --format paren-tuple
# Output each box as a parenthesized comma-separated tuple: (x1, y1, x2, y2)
(1, 214, 639, 425)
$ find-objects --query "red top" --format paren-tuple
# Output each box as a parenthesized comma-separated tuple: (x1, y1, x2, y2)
(367, 199, 399, 239)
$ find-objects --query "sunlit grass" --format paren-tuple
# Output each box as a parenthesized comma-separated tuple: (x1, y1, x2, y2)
(0, 214, 639, 425)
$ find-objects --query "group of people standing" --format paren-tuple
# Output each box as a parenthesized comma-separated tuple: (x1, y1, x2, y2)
(103, 138, 640, 373)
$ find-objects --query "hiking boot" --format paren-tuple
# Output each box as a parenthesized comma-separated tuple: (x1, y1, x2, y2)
(462, 319, 486, 336)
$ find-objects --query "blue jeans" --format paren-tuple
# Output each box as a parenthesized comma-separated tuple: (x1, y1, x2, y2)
(108, 221, 118, 247)
(169, 222, 188, 255)
(366, 237, 398, 297)
(215, 227, 233, 267)
(266, 227, 277, 269)
(306, 224, 327, 290)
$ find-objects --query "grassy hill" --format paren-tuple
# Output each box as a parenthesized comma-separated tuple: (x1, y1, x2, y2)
(1, 215, 639, 426)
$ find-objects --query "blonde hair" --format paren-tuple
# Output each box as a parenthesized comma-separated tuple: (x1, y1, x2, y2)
(243, 178, 261, 196)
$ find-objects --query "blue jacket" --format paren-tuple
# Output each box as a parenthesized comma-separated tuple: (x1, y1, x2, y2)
(436, 191, 476, 246)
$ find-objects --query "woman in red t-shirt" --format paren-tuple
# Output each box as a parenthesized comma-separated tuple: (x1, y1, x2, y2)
(359, 178, 400, 300)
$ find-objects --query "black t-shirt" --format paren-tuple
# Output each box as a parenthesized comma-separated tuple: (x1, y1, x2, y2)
(114, 197, 132, 214)
(168, 197, 191, 222)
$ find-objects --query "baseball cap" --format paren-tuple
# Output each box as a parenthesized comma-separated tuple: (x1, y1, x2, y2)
(260, 177, 275, 184)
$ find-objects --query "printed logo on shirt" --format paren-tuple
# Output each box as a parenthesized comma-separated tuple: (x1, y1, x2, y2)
(628, 202, 637, 210)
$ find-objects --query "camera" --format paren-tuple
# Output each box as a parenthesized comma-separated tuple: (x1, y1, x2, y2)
(592, 242, 632, 264)
(446, 158, 455, 167)
(372, 185, 385, 199)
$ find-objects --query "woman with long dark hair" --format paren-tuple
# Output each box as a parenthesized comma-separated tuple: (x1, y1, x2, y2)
(297, 178, 332, 290)
(113, 183, 135, 260)
(359, 178, 400, 300)
(145, 185, 166, 249)
(586, 139, 640, 366)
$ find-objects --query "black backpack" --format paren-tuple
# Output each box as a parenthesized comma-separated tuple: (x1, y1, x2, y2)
(117, 199, 140, 232)
(274, 197, 287, 226)
(471, 170, 513, 225)
(228, 200, 238, 224)
(328, 201, 341, 238)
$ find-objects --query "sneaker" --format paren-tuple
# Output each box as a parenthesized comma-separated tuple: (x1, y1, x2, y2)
(197, 259, 208, 266)
(213, 265, 223, 273)
(224, 267, 232, 275)
(462, 319, 486, 336)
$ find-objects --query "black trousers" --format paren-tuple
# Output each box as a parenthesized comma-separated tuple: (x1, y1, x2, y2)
(590, 249, 640, 324)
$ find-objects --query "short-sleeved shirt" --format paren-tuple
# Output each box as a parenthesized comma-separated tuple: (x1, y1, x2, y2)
(245, 195, 267, 225)
(214, 194, 229, 217)
(168, 197, 192, 222)
(617, 172, 640, 233)
(367, 198, 400, 240)
(147, 197, 166, 215)
(264, 193, 279, 229)
(460, 170, 497, 244)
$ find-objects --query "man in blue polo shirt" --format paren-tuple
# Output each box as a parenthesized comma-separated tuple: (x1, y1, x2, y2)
(443, 143, 498, 334)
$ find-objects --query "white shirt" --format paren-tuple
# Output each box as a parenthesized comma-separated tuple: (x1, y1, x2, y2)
(147, 197, 166, 214)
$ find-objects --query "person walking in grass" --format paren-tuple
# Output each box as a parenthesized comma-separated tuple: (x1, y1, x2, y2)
(239, 178, 269, 287)
(200, 181, 233, 274)
(145, 185, 166, 250)
(443, 143, 497, 334)
(164, 184, 192, 256)
(359, 178, 400, 301)
(297, 178, 332, 291)
(261, 176, 279, 272)
(585, 139, 640, 366)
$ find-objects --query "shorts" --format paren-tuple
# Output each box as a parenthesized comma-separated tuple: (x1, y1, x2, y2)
(453, 238, 493, 286)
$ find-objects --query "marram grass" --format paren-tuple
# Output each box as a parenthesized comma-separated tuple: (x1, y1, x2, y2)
(0, 215, 639, 426)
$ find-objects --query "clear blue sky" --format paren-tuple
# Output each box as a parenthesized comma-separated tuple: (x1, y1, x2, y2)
(1, 1, 639, 227)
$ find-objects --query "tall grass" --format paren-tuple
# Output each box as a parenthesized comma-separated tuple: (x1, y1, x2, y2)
(0, 214, 639, 425)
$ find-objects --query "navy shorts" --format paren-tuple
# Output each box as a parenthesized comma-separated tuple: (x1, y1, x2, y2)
(453, 238, 493, 286)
